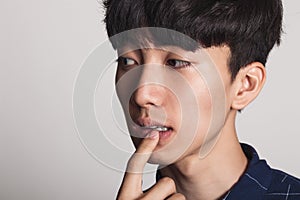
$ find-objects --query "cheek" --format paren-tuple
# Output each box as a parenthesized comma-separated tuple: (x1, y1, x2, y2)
(191, 75, 213, 121)
(182, 74, 213, 149)
(115, 69, 126, 105)
(115, 68, 138, 117)
(115, 67, 123, 85)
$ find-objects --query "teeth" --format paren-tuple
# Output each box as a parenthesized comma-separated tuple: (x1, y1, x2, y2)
(144, 125, 169, 131)
(155, 127, 168, 131)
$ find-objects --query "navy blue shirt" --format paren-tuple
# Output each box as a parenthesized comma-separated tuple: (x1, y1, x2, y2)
(156, 143, 300, 200)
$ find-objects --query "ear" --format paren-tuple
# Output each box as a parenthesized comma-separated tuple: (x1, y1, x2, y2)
(231, 62, 266, 110)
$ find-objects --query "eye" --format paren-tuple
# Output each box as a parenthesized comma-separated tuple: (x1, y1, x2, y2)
(117, 57, 137, 67)
(166, 59, 191, 68)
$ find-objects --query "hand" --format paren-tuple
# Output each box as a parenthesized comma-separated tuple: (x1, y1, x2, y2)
(117, 131, 185, 200)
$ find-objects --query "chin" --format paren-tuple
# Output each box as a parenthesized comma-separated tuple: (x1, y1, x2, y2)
(147, 150, 180, 166)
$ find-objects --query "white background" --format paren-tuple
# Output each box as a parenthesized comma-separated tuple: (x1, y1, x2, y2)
(0, 0, 299, 199)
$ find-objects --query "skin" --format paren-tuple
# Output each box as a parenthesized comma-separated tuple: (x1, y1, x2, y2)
(115, 45, 266, 200)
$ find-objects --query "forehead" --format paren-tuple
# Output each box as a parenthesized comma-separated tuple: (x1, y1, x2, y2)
(109, 27, 200, 52)
(117, 44, 196, 56)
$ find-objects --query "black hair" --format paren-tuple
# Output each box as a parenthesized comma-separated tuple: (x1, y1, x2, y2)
(103, 0, 283, 81)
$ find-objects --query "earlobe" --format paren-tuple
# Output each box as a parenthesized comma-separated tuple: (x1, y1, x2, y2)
(231, 62, 266, 110)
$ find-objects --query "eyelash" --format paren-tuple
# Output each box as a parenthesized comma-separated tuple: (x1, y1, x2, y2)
(117, 57, 137, 67)
(117, 57, 192, 69)
(166, 59, 192, 69)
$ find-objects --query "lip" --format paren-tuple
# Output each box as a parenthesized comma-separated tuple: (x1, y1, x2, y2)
(129, 118, 174, 141)
(136, 118, 171, 128)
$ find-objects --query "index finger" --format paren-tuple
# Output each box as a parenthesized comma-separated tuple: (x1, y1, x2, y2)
(120, 131, 159, 192)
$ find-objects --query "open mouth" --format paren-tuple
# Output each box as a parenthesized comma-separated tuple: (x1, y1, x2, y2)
(128, 118, 175, 142)
(131, 123, 174, 140)
(141, 125, 171, 132)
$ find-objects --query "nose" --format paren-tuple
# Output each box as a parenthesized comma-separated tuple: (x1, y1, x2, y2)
(133, 64, 166, 108)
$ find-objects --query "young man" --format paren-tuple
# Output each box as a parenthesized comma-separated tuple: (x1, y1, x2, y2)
(103, 0, 300, 199)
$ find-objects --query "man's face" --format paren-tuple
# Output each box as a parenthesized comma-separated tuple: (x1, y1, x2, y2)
(115, 44, 233, 165)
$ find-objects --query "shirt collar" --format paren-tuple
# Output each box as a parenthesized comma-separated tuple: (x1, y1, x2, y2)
(224, 143, 272, 199)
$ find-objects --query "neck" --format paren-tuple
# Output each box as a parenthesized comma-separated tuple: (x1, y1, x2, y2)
(159, 111, 248, 200)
